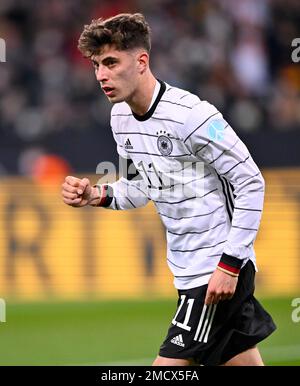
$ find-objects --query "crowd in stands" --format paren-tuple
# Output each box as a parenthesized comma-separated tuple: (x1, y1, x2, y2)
(0, 0, 299, 174)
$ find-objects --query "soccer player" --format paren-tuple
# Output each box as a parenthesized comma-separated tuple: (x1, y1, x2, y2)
(61, 13, 276, 366)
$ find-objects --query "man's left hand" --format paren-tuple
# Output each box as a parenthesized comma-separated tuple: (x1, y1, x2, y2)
(204, 269, 238, 305)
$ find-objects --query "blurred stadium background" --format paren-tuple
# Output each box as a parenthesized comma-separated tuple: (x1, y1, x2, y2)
(0, 0, 299, 366)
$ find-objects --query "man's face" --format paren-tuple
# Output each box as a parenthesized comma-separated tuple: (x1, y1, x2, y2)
(91, 45, 142, 104)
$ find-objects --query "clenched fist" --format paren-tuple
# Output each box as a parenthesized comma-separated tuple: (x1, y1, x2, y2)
(62, 176, 100, 207)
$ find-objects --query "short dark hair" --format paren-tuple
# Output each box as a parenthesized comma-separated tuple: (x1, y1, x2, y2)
(78, 13, 151, 58)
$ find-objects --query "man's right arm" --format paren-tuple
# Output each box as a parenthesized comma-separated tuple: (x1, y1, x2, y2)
(62, 159, 149, 210)
(63, 108, 150, 209)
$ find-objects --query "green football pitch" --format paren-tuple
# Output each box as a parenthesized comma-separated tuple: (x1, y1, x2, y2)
(0, 297, 299, 366)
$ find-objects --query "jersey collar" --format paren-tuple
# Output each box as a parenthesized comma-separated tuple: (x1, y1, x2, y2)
(132, 79, 166, 122)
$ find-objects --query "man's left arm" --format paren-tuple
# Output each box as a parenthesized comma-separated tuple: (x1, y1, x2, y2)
(184, 102, 265, 304)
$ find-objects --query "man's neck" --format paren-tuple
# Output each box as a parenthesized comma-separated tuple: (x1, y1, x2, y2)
(126, 72, 157, 116)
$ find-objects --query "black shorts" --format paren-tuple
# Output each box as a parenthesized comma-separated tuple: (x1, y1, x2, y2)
(159, 261, 276, 366)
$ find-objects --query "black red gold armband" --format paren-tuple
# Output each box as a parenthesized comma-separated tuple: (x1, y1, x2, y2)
(217, 253, 243, 277)
(94, 184, 114, 207)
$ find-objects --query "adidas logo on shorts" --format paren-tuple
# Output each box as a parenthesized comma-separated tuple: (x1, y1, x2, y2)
(171, 334, 185, 347)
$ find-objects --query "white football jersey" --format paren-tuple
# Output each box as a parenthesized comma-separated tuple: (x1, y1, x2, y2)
(102, 80, 265, 289)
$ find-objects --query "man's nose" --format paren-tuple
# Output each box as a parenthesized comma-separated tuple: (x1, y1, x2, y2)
(96, 66, 108, 82)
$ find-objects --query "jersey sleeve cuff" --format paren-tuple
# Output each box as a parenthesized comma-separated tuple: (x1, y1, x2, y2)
(217, 253, 244, 276)
(94, 184, 114, 207)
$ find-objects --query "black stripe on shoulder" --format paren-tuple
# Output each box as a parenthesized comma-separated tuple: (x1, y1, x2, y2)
(184, 112, 219, 143)
(179, 93, 191, 100)
(159, 100, 193, 109)
(151, 116, 184, 125)
(208, 129, 238, 165)
(191, 102, 201, 108)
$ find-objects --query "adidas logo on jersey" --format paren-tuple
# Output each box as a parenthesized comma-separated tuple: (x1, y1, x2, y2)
(171, 334, 185, 347)
(124, 138, 133, 150)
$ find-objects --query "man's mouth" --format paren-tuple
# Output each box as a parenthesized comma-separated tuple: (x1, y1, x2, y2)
(102, 86, 115, 96)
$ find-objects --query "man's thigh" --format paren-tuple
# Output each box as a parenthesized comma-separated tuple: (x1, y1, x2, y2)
(152, 355, 194, 366)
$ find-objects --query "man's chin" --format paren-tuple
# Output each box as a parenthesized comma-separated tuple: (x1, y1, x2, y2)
(106, 95, 124, 103)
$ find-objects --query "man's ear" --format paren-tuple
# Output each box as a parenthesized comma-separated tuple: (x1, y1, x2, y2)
(137, 52, 149, 74)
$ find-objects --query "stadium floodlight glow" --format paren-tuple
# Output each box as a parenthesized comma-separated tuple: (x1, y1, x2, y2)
(291, 38, 300, 63)
(0, 298, 6, 323)
(0, 38, 6, 63)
